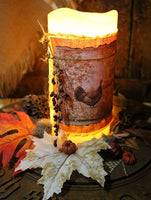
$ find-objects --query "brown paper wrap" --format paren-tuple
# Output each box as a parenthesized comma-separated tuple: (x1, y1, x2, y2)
(49, 33, 117, 133)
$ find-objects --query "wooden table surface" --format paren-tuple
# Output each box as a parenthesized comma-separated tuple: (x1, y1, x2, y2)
(0, 97, 151, 200)
(0, 139, 151, 200)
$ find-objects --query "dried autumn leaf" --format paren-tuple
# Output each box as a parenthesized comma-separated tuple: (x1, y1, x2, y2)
(0, 110, 35, 167)
(126, 128, 151, 147)
(122, 137, 139, 150)
(16, 131, 109, 200)
(110, 119, 120, 133)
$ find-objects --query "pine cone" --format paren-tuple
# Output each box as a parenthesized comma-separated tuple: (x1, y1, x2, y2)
(21, 95, 49, 118)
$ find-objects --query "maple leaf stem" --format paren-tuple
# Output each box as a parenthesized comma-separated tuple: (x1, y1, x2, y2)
(75, 153, 92, 169)
(37, 152, 63, 161)
(52, 154, 69, 180)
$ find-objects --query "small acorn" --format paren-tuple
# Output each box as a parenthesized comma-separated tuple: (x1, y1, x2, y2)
(61, 140, 77, 155)
(33, 127, 45, 138)
(122, 151, 136, 165)
(36, 118, 52, 131)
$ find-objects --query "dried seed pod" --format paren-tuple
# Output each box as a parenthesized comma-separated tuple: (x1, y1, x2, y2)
(54, 124, 59, 133)
(54, 124, 59, 129)
(53, 69, 57, 75)
(58, 99, 63, 105)
(57, 70, 63, 77)
(35, 119, 52, 136)
(53, 100, 56, 106)
(53, 60, 59, 67)
(52, 78, 56, 85)
(36, 119, 51, 129)
(33, 127, 45, 138)
(45, 125, 52, 134)
(59, 69, 63, 74)
(61, 140, 77, 155)
(54, 107, 58, 113)
(53, 115, 58, 121)
(109, 142, 122, 159)
(53, 94, 57, 98)
(121, 145, 132, 153)
(54, 105, 61, 113)
(21, 94, 49, 118)
(58, 115, 63, 122)
(54, 129, 58, 136)
(119, 110, 133, 128)
(45, 52, 50, 58)
(59, 88, 64, 93)
(62, 93, 69, 100)
(54, 139, 57, 147)
(55, 94, 60, 100)
(53, 102, 56, 107)
(58, 79, 62, 84)
(50, 92, 55, 97)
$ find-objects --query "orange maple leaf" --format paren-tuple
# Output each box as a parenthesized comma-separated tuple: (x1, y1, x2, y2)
(0, 110, 35, 167)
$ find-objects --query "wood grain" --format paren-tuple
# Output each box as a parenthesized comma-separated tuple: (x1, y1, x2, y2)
(129, 0, 151, 79)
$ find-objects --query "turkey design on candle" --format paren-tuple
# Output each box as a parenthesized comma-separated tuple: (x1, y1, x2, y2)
(48, 8, 118, 141)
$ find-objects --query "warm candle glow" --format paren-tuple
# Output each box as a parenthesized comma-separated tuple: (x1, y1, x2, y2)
(67, 122, 111, 144)
(48, 8, 118, 38)
(48, 8, 118, 141)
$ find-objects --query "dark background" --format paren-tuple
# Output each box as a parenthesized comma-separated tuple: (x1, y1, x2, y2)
(1, 0, 151, 101)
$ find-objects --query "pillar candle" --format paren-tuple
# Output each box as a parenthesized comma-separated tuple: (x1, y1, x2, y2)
(47, 8, 118, 141)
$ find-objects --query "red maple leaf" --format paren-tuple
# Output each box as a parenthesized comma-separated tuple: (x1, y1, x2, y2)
(0, 110, 35, 167)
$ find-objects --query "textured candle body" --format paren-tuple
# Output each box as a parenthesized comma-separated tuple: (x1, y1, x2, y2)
(48, 8, 118, 134)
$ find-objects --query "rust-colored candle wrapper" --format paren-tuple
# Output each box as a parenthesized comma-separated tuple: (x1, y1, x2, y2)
(48, 8, 118, 136)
